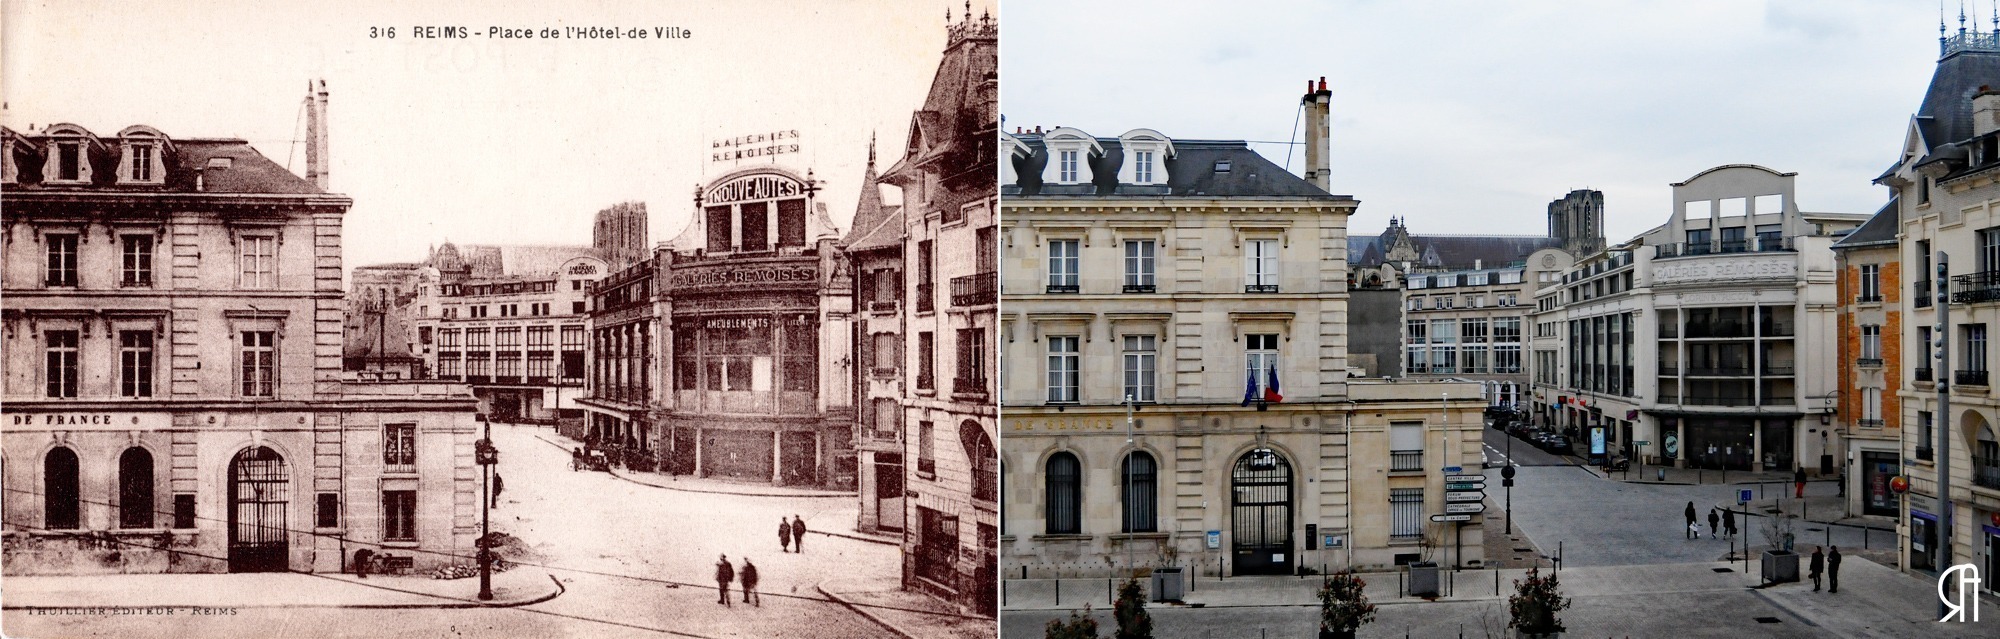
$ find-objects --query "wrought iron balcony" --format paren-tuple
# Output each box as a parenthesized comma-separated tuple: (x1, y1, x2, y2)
(1856, 357, 1884, 368)
(1857, 294, 1883, 304)
(1957, 369, 1990, 386)
(952, 272, 997, 306)
(1244, 284, 1280, 294)
(1915, 367, 1935, 382)
(1917, 445, 1935, 461)
(1951, 270, 2000, 304)
(1973, 455, 2000, 490)
(1659, 363, 1681, 375)
(1717, 239, 1749, 254)
(1389, 450, 1424, 472)
(1915, 280, 1935, 308)
(1122, 283, 1157, 294)
(1686, 366, 1753, 376)
(1856, 418, 1885, 428)
(1045, 283, 1079, 294)
(868, 300, 899, 313)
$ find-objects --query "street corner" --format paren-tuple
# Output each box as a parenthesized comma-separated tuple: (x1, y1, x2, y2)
(818, 576, 992, 639)
(317, 568, 566, 609)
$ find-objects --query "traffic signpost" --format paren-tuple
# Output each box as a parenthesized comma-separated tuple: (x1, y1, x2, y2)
(1444, 502, 1486, 514)
(1431, 513, 1474, 522)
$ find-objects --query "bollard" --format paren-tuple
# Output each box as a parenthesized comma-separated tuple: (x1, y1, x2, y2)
(1021, 565, 1027, 580)
(1865, 526, 1870, 550)
(1055, 579, 1061, 606)
(1448, 569, 1455, 597)
(1494, 569, 1500, 596)
(1658, 467, 1665, 482)
(1003, 580, 1008, 606)
(1399, 567, 1404, 597)
(1826, 526, 1832, 547)
(1107, 578, 1112, 605)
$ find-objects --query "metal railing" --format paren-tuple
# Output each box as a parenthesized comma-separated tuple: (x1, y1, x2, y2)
(1122, 283, 1156, 294)
(1951, 270, 2000, 304)
(952, 272, 997, 306)
(1389, 450, 1424, 472)
(1683, 395, 1754, 406)
(1717, 239, 1749, 254)
(1685, 322, 1752, 338)
(1244, 284, 1279, 294)
(1957, 369, 1990, 386)
(1916, 367, 1935, 382)
(1915, 280, 1934, 308)
(1973, 456, 2000, 490)
(1856, 418, 1886, 428)
(1856, 358, 1884, 368)
(868, 300, 899, 313)
(1857, 294, 1883, 303)
(1045, 283, 1079, 294)
(1917, 446, 1935, 461)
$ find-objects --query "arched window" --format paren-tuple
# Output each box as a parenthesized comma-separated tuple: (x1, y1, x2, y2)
(1044, 451, 1080, 535)
(1122, 451, 1157, 533)
(961, 421, 997, 503)
(44, 447, 80, 530)
(120, 448, 156, 528)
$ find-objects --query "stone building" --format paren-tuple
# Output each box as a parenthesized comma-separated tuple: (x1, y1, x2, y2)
(1528, 165, 1866, 472)
(1, 88, 478, 576)
(875, 6, 999, 613)
(843, 139, 910, 534)
(1000, 81, 1485, 579)
(1402, 249, 1573, 409)
(1831, 201, 1906, 520)
(410, 241, 608, 424)
(1877, 26, 2000, 584)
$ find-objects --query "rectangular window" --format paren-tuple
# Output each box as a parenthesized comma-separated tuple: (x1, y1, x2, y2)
(239, 235, 276, 289)
(1919, 410, 1936, 460)
(1861, 325, 1882, 360)
(1123, 334, 1156, 403)
(382, 491, 416, 541)
(1406, 297, 1423, 311)
(240, 331, 276, 397)
(528, 353, 554, 379)
(1134, 150, 1153, 183)
(1982, 227, 2000, 273)
(1124, 240, 1156, 292)
(46, 330, 79, 398)
(132, 145, 153, 181)
(917, 331, 935, 390)
(1246, 333, 1279, 396)
(1047, 239, 1079, 292)
(740, 201, 770, 252)
(496, 327, 521, 349)
(1859, 264, 1881, 302)
(1967, 323, 1990, 372)
(384, 423, 416, 470)
(57, 143, 81, 180)
(918, 420, 936, 477)
(1047, 335, 1079, 403)
(1862, 387, 1882, 423)
(120, 330, 154, 398)
(1058, 150, 1079, 182)
(45, 233, 78, 286)
(527, 326, 553, 349)
(316, 493, 340, 528)
(1390, 487, 1424, 540)
(122, 235, 153, 286)
(955, 328, 988, 394)
(1245, 239, 1278, 292)
(573, 301, 586, 314)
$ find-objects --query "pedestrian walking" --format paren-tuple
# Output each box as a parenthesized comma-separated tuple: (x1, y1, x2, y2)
(1828, 546, 1842, 593)
(779, 518, 792, 553)
(716, 554, 735, 606)
(1708, 509, 1720, 537)
(740, 558, 760, 606)
(1684, 501, 1698, 539)
(1795, 466, 1807, 499)
(791, 515, 806, 553)
(1808, 546, 1824, 592)
(1723, 508, 1738, 538)
(491, 473, 504, 509)
(353, 548, 375, 579)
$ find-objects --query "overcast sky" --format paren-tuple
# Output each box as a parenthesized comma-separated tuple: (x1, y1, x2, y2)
(1002, 0, 1952, 244)
(4, 0, 988, 274)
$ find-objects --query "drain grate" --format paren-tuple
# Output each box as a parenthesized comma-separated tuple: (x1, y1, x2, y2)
(1713, 567, 1735, 573)
(1754, 617, 1782, 624)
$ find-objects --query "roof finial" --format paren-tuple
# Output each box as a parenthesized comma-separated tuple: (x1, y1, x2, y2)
(867, 130, 876, 169)
(1961, 0, 1968, 35)
(964, 0, 972, 23)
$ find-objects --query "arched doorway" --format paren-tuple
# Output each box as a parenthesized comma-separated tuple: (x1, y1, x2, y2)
(228, 446, 290, 572)
(1231, 448, 1293, 575)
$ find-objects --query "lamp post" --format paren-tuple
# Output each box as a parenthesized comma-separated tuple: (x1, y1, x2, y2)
(1935, 252, 1955, 621)
(475, 418, 498, 601)
(1124, 393, 1135, 581)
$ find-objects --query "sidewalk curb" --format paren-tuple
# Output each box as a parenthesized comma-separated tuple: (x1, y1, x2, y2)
(0, 573, 566, 611)
(818, 580, 922, 639)
(530, 433, 855, 499)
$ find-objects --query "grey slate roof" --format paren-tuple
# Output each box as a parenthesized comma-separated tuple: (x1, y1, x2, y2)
(1911, 48, 2000, 160)
(1831, 197, 1901, 249)
(1006, 135, 1335, 198)
(1347, 232, 1559, 269)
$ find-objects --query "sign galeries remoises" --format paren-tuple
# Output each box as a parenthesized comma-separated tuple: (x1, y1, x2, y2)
(668, 261, 818, 293)
(1651, 254, 1798, 285)
(710, 129, 802, 164)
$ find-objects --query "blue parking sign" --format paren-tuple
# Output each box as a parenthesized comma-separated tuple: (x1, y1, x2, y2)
(1738, 489, 1752, 505)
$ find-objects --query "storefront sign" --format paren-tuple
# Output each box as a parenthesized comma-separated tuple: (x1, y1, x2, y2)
(668, 262, 818, 292)
(704, 172, 806, 204)
(9, 412, 170, 430)
(1652, 255, 1797, 285)
(705, 316, 773, 330)
(710, 130, 803, 164)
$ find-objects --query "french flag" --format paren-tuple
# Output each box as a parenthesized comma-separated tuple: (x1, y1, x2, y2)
(1263, 363, 1283, 403)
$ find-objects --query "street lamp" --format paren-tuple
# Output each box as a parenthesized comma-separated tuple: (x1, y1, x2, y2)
(1124, 393, 1135, 581)
(474, 418, 499, 601)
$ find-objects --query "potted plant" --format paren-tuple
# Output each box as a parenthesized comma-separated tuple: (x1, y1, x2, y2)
(1317, 570, 1377, 639)
(1507, 567, 1571, 638)
(1045, 605, 1100, 639)
(1759, 510, 1800, 584)
(1407, 524, 1443, 597)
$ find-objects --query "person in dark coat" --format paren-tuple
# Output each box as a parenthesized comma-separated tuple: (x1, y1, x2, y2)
(353, 548, 375, 579)
(716, 554, 735, 606)
(1723, 508, 1738, 538)
(1707, 509, 1720, 537)
(1795, 466, 1807, 499)
(1808, 546, 1824, 592)
(740, 558, 760, 606)
(1827, 546, 1842, 593)
(491, 473, 504, 509)
(779, 518, 792, 553)
(1684, 502, 1698, 539)
(791, 515, 806, 553)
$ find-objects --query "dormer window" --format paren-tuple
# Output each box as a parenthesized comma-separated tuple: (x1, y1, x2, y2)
(131, 145, 154, 181)
(1134, 151, 1153, 183)
(1059, 150, 1079, 182)
(1038, 127, 1103, 187)
(1116, 129, 1175, 186)
(117, 126, 170, 185)
(56, 143, 82, 181)
(41, 124, 99, 185)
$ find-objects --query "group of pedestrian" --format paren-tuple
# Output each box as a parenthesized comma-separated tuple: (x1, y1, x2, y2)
(778, 515, 806, 553)
(712, 515, 810, 607)
(1683, 501, 1737, 539)
(1808, 546, 1843, 593)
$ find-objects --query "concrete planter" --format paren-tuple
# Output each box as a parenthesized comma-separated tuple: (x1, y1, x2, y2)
(1761, 550, 1799, 584)
(1408, 561, 1440, 597)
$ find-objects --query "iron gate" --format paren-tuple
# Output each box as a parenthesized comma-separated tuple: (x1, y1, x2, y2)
(228, 446, 290, 573)
(1230, 449, 1293, 575)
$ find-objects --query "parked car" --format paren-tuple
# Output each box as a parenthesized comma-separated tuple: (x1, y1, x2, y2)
(1543, 434, 1574, 455)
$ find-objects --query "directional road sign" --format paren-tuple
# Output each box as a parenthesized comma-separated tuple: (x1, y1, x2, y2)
(1442, 466, 1463, 473)
(1446, 482, 1485, 491)
(1443, 502, 1486, 514)
(1444, 492, 1485, 503)
(1430, 513, 1475, 522)
(1444, 474, 1486, 483)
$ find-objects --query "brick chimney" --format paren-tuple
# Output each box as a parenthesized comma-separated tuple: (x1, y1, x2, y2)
(1301, 76, 1333, 192)
(305, 79, 330, 190)
(1975, 85, 2000, 138)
